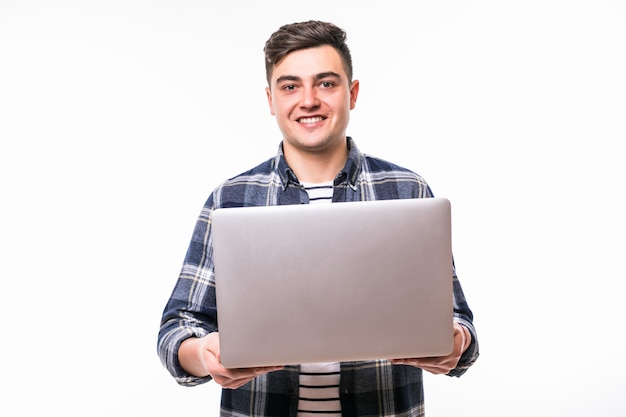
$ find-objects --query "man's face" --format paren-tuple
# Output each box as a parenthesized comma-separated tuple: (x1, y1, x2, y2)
(266, 45, 359, 156)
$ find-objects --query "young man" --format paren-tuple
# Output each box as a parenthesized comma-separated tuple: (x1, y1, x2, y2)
(158, 20, 479, 417)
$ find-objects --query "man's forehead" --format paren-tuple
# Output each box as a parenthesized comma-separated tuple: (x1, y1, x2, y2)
(271, 46, 346, 82)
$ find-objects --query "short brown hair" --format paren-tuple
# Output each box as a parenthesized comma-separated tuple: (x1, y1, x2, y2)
(263, 20, 354, 86)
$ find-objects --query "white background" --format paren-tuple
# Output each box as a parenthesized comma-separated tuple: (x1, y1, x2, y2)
(1, 1, 625, 415)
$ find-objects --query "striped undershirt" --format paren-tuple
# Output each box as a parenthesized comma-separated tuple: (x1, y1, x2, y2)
(301, 181, 333, 204)
(298, 181, 340, 416)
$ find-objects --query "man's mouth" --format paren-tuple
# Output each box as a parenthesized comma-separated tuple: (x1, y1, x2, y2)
(297, 116, 325, 125)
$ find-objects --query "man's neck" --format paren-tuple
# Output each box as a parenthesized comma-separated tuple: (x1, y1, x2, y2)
(283, 140, 349, 183)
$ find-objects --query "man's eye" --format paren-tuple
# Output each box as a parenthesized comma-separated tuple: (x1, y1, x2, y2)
(283, 84, 296, 91)
(320, 81, 334, 88)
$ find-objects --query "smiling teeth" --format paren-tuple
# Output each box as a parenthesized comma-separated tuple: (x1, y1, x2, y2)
(299, 117, 323, 124)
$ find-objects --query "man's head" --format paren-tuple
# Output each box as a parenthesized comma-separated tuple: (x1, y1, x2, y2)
(264, 20, 353, 87)
(263, 21, 359, 167)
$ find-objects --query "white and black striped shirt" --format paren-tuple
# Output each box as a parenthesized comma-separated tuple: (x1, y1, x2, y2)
(301, 181, 333, 204)
(298, 182, 341, 416)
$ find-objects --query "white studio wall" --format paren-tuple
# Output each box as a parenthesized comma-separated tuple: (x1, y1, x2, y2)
(1, 1, 624, 416)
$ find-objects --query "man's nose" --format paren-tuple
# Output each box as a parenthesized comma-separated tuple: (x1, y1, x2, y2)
(300, 86, 320, 108)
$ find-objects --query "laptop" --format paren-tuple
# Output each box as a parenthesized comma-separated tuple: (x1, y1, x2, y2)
(212, 197, 454, 368)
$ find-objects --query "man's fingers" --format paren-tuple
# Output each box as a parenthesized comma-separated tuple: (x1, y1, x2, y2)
(214, 366, 284, 389)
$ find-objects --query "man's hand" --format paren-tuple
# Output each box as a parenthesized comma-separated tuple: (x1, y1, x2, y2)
(179, 332, 283, 389)
(391, 322, 471, 374)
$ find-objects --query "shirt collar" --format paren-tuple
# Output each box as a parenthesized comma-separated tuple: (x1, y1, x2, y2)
(274, 137, 362, 191)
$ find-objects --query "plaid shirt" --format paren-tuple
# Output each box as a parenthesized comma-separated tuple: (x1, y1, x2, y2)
(158, 137, 479, 417)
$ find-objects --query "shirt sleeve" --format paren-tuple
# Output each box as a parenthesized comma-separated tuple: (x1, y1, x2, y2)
(447, 261, 480, 377)
(157, 194, 219, 386)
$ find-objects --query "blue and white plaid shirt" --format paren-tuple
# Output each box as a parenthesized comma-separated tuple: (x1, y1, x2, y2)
(158, 137, 479, 417)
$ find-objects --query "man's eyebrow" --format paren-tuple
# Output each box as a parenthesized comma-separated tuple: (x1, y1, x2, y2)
(314, 71, 342, 81)
(275, 71, 342, 85)
(275, 75, 301, 84)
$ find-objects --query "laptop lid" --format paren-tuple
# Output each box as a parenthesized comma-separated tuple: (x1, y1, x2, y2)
(212, 197, 454, 368)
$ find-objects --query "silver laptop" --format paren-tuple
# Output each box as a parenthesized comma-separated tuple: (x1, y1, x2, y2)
(212, 197, 454, 368)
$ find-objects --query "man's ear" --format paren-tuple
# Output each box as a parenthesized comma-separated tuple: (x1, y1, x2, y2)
(349, 79, 360, 110)
(266, 87, 275, 115)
